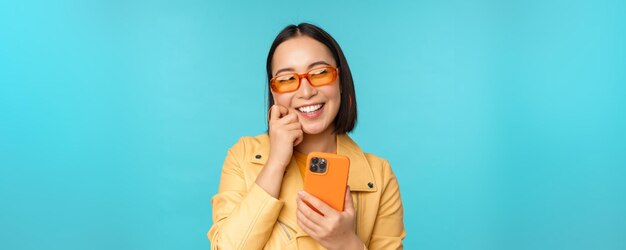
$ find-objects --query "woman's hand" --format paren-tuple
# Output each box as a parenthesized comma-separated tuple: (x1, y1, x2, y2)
(296, 186, 364, 250)
(255, 104, 303, 198)
(267, 104, 303, 168)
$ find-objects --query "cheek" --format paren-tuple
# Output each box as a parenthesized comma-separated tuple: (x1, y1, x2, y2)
(273, 93, 293, 107)
(322, 85, 341, 104)
(318, 86, 341, 118)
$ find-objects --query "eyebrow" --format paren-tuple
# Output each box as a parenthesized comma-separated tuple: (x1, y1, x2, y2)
(274, 61, 331, 76)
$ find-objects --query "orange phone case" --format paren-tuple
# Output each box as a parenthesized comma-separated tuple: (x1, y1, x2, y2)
(303, 152, 350, 213)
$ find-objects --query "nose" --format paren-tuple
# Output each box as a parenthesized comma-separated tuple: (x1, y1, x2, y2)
(297, 77, 317, 99)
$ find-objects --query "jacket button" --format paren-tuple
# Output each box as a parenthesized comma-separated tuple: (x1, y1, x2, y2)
(255, 154, 262, 159)
(368, 182, 374, 188)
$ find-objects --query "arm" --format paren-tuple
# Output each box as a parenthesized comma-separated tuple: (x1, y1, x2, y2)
(207, 138, 284, 250)
(365, 160, 406, 250)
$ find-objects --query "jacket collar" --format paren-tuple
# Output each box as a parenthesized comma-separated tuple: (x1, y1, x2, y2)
(249, 133, 377, 192)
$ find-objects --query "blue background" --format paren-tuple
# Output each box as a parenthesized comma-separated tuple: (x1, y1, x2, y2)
(1, 0, 625, 249)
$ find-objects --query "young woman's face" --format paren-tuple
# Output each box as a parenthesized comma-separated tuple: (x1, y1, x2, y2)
(271, 36, 341, 135)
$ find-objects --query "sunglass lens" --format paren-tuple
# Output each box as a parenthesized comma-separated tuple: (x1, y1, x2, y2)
(272, 75, 299, 93)
(309, 68, 335, 86)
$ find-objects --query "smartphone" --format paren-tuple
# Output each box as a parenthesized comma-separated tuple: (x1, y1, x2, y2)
(303, 152, 350, 213)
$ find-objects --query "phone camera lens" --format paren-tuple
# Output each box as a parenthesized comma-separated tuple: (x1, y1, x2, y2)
(310, 165, 318, 172)
(311, 157, 319, 165)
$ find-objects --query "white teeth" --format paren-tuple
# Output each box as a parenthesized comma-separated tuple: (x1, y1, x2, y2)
(297, 104, 323, 113)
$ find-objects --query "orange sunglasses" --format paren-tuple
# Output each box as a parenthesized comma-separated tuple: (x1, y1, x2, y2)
(270, 66, 339, 93)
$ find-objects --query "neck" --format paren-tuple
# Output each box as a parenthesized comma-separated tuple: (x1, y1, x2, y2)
(295, 127, 337, 155)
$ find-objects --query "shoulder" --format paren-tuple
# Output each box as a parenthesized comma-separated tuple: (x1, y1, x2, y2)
(363, 152, 397, 181)
(340, 134, 397, 181)
(364, 152, 398, 190)
(361, 152, 402, 201)
(229, 133, 269, 148)
(363, 152, 388, 167)
(226, 133, 270, 160)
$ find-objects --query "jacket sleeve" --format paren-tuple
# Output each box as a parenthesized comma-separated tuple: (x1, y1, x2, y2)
(365, 160, 406, 250)
(207, 137, 285, 250)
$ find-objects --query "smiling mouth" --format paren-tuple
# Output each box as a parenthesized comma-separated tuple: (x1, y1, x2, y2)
(297, 103, 324, 114)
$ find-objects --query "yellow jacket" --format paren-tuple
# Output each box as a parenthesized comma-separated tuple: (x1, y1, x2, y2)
(208, 133, 406, 249)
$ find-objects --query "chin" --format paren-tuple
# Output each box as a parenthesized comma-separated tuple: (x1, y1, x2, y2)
(301, 122, 330, 135)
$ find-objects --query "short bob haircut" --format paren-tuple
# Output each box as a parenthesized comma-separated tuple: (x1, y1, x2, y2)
(266, 23, 357, 134)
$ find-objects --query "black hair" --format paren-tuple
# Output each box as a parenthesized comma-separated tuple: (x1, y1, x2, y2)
(266, 23, 357, 134)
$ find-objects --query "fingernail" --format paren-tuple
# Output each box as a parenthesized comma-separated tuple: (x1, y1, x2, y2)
(298, 191, 304, 196)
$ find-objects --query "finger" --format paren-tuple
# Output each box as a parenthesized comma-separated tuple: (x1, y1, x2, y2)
(269, 105, 279, 121)
(270, 105, 289, 121)
(293, 131, 304, 146)
(278, 112, 298, 124)
(288, 130, 303, 146)
(269, 105, 280, 121)
(296, 208, 322, 235)
(283, 122, 302, 131)
(298, 190, 335, 217)
(297, 195, 325, 223)
(277, 105, 289, 118)
(343, 185, 354, 213)
(296, 214, 315, 236)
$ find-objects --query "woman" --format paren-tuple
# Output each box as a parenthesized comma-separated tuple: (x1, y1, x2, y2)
(208, 23, 405, 249)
